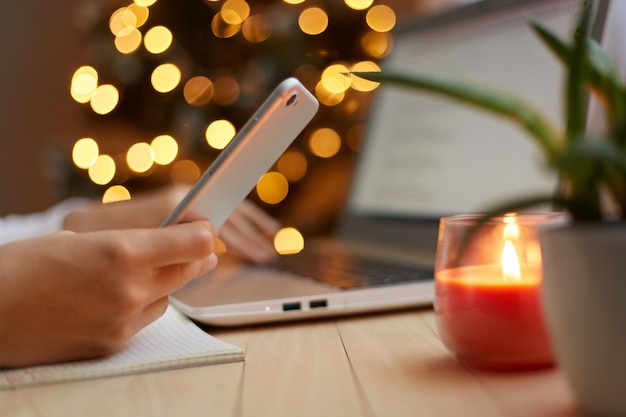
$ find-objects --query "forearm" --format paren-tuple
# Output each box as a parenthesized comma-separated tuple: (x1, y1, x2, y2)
(0, 198, 90, 245)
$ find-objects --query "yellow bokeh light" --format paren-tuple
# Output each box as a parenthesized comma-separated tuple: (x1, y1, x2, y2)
(151, 63, 181, 93)
(366, 5, 396, 33)
(361, 30, 392, 59)
(221, 0, 250, 25)
(344, 0, 374, 11)
(205, 119, 236, 150)
(127, 4, 149, 28)
(134, 0, 157, 7)
(70, 66, 98, 103)
(277, 150, 308, 182)
(109, 8, 130, 36)
(183, 76, 214, 106)
(242, 14, 271, 43)
(350, 61, 381, 92)
(213, 76, 240, 106)
(144, 26, 173, 54)
(115, 28, 142, 54)
(102, 185, 132, 204)
(72, 137, 99, 169)
(126, 142, 154, 173)
(170, 160, 201, 185)
(151, 135, 178, 165)
(283, 0, 305, 4)
(309, 128, 341, 158)
(256, 172, 289, 204)
(90, 84, 119, 115)
(88, 154, 116, 185)
(321, 64, 351, 93)
(315, 81, 345, 106)
(274, 227, 305, 255)
(298, 7, 328, 36)
(211, 12, 241, 38)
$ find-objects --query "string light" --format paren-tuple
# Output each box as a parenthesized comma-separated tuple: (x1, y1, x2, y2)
(144, 26, 173, 54)
(206, 120, 236, 150)
(90, 84, 119, 115)
(298, 7, 328, 35)
(256, 172, 289, 204)
(151, 135, 178, 165)
(102, 185, 132, 203)
(88, 155, 116, 185)
(151, 63, 181, 93)
(274, 227, 305, 255)
(72, 138, 99, 169)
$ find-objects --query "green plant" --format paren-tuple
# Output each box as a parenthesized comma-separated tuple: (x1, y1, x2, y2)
(354, 3, 626, 221)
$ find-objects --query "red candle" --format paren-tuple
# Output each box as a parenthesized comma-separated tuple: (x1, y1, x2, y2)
(435, 265, 554, 371)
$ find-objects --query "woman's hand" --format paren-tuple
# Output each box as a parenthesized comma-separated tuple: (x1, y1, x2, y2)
(0, 220, 218, 367)
(63, 186, 282, 264)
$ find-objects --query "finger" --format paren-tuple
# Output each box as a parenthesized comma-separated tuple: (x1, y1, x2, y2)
(155, 253, 218, 296)
(147, 221, 218, 267)
(220, 220, 277, 264)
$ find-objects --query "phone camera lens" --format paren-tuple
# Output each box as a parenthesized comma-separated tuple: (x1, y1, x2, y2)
(286, 94, 297, 106)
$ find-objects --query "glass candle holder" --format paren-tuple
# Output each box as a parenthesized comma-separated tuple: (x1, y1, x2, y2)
(434, 212, 566, 371)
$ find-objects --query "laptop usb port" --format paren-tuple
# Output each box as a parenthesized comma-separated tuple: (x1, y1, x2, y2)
(282, 302, 301, 311)
(309, 299, 327, 309)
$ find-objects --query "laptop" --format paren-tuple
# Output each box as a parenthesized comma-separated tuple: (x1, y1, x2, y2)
(170, 0, 612, 326)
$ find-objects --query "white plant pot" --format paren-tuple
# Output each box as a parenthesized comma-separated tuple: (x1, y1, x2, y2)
(539, 224, 626, 417)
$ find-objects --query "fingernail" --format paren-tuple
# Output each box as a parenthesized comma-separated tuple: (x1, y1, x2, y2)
(207, 253, 219, 270)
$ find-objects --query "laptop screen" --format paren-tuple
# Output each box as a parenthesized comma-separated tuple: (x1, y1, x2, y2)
(347, 0, 604, 220)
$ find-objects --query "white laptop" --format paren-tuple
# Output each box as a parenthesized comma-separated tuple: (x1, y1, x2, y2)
(170, 0, 612, 326)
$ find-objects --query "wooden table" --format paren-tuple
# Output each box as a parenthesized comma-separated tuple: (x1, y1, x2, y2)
(0, 308, 577, 417)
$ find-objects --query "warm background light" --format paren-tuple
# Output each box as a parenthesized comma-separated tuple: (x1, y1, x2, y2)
(205, 119, 236, 150)
(126, 142, 154, 173)
(88, 154, 116, 185)
(277, 150, 308, 182)
(151, 135, 178, 165)
(256, 172, 289, 204)
(144, 26, 173, 54)
(70, 66, 98, 103)
(90, 84, 119, 115)
(151, 63, 181, 93)
(298, 7, 328, 35)
(344, 0, 374, 11)
(102, 185, 132, 204)
(274, 227, 305, 255)
(72, 138, 99, 169)
(183, 76, 214, 106)
(171, 160, 201, 185)
(366, 5, 397, 33)
(309, 128, 341, 158)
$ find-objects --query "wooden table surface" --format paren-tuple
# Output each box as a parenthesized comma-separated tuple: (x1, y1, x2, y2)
(1, 308, 577, 417)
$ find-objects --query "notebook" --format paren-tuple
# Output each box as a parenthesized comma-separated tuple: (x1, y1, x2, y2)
(170, 0, 612, 326)
(0, 306, 244, 389)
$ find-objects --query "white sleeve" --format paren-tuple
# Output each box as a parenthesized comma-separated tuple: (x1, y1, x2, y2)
(0, 198, 92, 245)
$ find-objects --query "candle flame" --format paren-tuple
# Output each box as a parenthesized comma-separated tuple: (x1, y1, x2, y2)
(501, 240, 521, 281)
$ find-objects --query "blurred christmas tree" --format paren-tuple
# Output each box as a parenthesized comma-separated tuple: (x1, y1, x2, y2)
(65, 0, 395, 234)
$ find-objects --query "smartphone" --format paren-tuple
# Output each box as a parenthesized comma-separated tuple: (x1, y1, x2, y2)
(162, 78, 319, 228)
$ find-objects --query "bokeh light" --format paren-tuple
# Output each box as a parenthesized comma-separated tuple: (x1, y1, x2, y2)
(308, 128, 341, 158)
(366, 5, 396, 33)
(114, 28, 142, 54)
(221, 0, 250, 25)
(213, 76, 240, 106)
(151, 63, 181, 93)
(344, 0, 374, 11)
(277, 150, 308, 182)
(321, 64, 351, 93)
(350, 61, 381, 92)
(183, 76, 214, 106)
(90, 84, 119, 115)
(70, 66, 98, 103)
(144, 26, 173, 54)
(206, 119, 236, 150)
(134, 0, 157, 7)
(151, 134, 178, 165)
(242, 14, 271, 43)
(102, 185, 132, 203)
(88, 154, 116, 185)
(126, 142, 155, 173)
(256, 172, 289, 204)
(72, 137, 99, 169)
(170, 159, 201, 184)
(211, 12, 241, 38)
(298, 7, 328, 35)
(361, 31, 393, 59)
(274, 227, 305, 255)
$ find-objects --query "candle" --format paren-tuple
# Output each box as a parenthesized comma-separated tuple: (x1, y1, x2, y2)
(436, 265, 553, 370)
(434, 213, 563, 371)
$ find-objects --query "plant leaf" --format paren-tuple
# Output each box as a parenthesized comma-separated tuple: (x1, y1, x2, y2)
(352, 71, 561, 165)
(529, 18, 626, 132)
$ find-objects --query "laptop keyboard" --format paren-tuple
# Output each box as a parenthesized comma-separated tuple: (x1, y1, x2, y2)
(276, 244, 434, 290)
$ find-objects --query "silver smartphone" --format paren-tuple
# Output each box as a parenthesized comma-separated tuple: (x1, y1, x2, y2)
(162, 78, 319, 228)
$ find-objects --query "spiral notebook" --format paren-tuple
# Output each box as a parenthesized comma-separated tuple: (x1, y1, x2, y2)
(0, 306, 244, 390)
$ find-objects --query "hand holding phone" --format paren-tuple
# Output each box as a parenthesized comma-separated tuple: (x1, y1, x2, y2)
(162, 78, 319, 228)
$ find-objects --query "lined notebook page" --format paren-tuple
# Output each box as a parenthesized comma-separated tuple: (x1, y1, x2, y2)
(0, 306, 244, 390)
